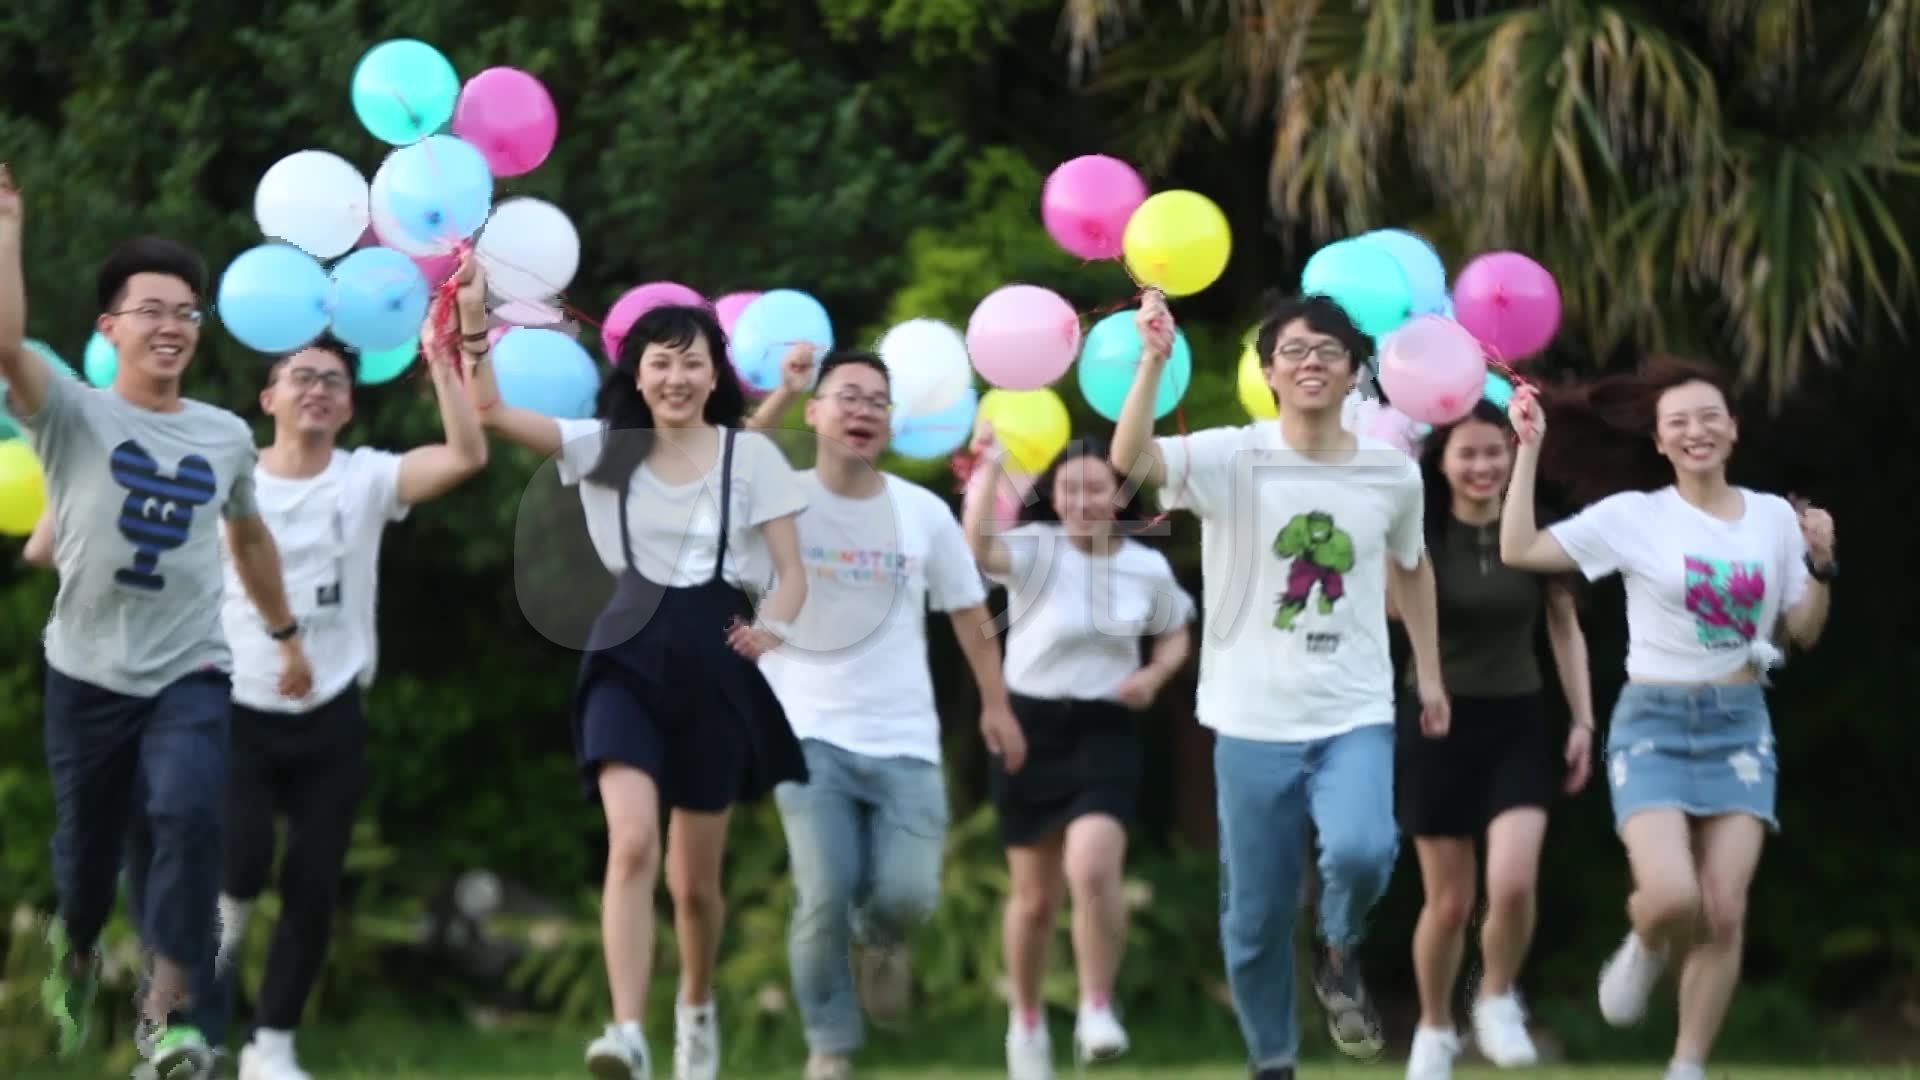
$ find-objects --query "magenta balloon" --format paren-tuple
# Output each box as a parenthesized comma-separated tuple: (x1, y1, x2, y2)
(965, 284, 1082, 390)
(1451, 251, 1562, 363)
(602, 282, 706, 363)
(714, 291, 761, 336)
(1378, 315, 1489, 426)
(452, 67, 560, 178)
(1042, 155, 1148, 261)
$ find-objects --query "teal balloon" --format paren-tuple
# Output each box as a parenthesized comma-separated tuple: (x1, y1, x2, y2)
(890, 388, 977, 460)
(1075, 310, 1192, 422)
(218, 244, 331, 353)
(83, 332, 117, 387)
(352, 39, 460, 146)
(493, 329, 600, 419)
(359, 337, 419, 386)
(1360, 229, 1449, 316)
(1483, 370, 1513, 409)
(329, 247, 429, 352)
(23, 338, 82, 383)
(1301, 238, 1413, 339)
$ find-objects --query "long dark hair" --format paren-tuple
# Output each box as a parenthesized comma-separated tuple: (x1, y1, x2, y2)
(1419, 399, 1513, 554)
(1017, 437, 1149, 528)
(1534, 354, 1735, 507)
(583, 304, 746, 490)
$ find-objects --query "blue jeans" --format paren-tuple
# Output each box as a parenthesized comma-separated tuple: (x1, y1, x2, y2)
(774, 739, 947, 1054)
(1214, 725, 1398, 1070)
(44, 668, 229, 1022)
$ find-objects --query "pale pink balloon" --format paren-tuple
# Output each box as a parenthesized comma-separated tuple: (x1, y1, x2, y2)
(1042, 155, 1148, 261)
(1378, 315, 1489, 426)
(714, 291, 761, 336)
(965, 284, 1081, 391)
(413, 251, 459, 288)
(602, 282, 705, 363)
(1451, 251, 1562, 363)
(452, 67, 560, 178)
(495, 298, 565, 327)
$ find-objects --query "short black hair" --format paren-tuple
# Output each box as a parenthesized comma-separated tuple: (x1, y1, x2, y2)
(268, 333, 355, 385)
(815, 349, 889, 389)
(1253, 293, 1376, 373)
(96, 237, 208, 311)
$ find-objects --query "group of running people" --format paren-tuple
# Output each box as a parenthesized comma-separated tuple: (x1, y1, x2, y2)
(0, 159, 1835, 1080)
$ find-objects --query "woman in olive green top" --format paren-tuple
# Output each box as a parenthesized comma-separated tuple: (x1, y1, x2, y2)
(1398, 399, 1596, 1080)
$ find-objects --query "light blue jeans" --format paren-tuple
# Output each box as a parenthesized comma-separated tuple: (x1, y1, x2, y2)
(1214, 725, 1398, 1070)
(774, 739, 948, 1054)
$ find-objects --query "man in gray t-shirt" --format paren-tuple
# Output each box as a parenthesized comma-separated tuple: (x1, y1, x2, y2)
(0, 167, 312, 1079)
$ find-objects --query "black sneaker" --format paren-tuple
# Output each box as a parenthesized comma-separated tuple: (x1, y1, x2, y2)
(1312, 948, 1385, 1060)
(1251, 1066, 1296, 1080)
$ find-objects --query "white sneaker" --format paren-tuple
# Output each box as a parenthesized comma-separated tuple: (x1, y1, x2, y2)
(1006, 1014, 1054, 1080)
(239, 1038, 313, 1080)
(1471, 993, 1539, 1066)
(1662, 1063, 1706, 1080)
(803, 1051, 852, 1080)
(673, 1001, 719, 1080)
(1072, 1003, 1129, 1063)
(586, 1023, 651, 1080)
(1597, 933, 1665, 1027)
(1405, 1026, 1460, 1080)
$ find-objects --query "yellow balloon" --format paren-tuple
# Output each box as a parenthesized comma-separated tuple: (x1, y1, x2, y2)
(1237, 343, 1278, 420)
(979, 388, 1071, 475)
(1122, 190, 1232, 297)
(0, 439, 47, 537)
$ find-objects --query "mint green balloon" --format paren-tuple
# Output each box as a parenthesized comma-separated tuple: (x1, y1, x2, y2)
(22, 338, 82, 383)
(83, 332, 117, 387)
(352, 40, 460, 146)
(1301, 238, 1413, 340)
(358, 337, 419, 386)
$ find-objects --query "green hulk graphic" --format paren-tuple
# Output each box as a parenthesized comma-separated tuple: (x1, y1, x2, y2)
(1272, 511, 1355, 630)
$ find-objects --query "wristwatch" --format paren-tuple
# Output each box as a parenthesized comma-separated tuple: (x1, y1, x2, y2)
(1804, 555, 1838, 584)
(269, 621, 300, 642)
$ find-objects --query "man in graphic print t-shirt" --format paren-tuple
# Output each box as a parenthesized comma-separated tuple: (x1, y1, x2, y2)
(1110, 291, 1449, 1080)
(747, 348, 1023, 1080)
(0, 167, 311, 1080)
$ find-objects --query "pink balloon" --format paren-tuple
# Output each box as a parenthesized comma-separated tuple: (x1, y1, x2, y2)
(1378, 315, 1489, 426)
(1042, 155, 1148, 261)
(413, 251, 459, 288)
(451, 67, 559, 178)
(965, 285, 1082, 391)
(1451, 251, 1562, 363)
(714, 291, 761, 336)
(495, 298, 565, 327)
(354, 225, 380, 249)
(602, 282, 706, 363)
(488, 325, 511, 347)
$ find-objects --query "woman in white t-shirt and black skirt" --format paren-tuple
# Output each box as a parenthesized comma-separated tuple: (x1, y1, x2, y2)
(1500, 355, 1835, 1080)
(962, 432, 1195, 1080)
(470, 304, 809, 1080)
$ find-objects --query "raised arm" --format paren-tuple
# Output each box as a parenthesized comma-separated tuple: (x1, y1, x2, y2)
(959, 427, 1015, 578)
(224, 513, 314, 700)
(0, 166, 51, 419)
(743, 345, 816, 432)
(463, 263, 564, 458)
(1499, 386, 1580, 573)
(395, 263, 490, 504)
(1108, 292, 1173, 489)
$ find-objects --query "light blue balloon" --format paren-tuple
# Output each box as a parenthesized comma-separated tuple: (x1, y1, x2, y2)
(1075, 310, 1192, 422)
(732, 290, 834, 394)
(352, 39, 460, 146)
(890, 388, 977, 460)
(1483, 370, 1513, 409)
(375, 136, 493, 251)
(218, 244, 331, 354)
(493, 329, 600, 419)
(1301, 239, 1413, 340)
(1361, 229, 1449, 316)
(329, 247, 429, 352)
(82, 332, 117, 386)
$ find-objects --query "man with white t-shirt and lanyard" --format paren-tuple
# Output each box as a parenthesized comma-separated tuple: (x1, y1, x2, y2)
(1111, 292, 1450, 1080)
(746, 348, 1025, 1080)
(204, 262, 489, 1080)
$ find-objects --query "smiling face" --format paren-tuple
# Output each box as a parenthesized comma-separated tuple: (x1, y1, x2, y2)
(636, 331, 718, 427)
(1653, 379, 1737, 479)
(1051, 452, 1121, 535)
(805, 360, 892, 462)
(262, 346, 354, 439)
(1266, 318, 1358, 415)
(100, 272, 201, 384)
(1440, 417, 1512, 505)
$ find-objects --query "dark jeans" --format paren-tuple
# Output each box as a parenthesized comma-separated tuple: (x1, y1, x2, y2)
(45, 666, 230, 1022)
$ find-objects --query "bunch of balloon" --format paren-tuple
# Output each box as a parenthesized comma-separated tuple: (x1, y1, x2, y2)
(879, 319, 976, 461)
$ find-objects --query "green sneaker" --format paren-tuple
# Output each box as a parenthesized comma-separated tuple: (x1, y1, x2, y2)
(151, 1024, 213, 1079)
(40, 921, 99, 1058)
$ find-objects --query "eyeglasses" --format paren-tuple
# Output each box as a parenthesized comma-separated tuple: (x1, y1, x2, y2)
(281, 367, 351, 392)
(1275, 340, 1350, 363)
(820, 388, 892, 414)
(110, 303, 204, 326)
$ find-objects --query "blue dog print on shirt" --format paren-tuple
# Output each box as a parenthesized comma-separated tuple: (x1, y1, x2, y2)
(110, 440, 216, 591)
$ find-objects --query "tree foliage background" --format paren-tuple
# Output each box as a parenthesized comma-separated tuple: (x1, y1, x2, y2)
(0, 0, 1916, 1068)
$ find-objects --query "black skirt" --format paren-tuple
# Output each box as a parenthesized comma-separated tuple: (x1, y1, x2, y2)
(1394, 691, 1558, 837)
(988, 693, 1142, 847)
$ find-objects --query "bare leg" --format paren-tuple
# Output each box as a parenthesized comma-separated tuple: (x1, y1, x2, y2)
(1673, 814, 1765, 1067)
(1620, 810, 1702, 956)
(598, 766, 663, 1023)
(1410, 836, 1476, 1029)
(1003, 838, 1067, 1019)
(1061, 815, 1128, 1008)
(666, 807, 734, 1006)
(1478, 808, 1548, 999)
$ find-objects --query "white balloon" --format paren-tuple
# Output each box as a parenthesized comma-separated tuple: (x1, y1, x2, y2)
(254, 151, 370, 259)
(876, 318, 972, 418)
(477, 198, 581, 305)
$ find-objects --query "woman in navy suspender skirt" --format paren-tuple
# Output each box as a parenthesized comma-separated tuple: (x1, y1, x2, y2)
(471, 304, 808, 1080)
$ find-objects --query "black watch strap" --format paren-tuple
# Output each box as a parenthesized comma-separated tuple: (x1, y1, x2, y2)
(1804, 555, 1838, 583)
(269, 621, 300, 641)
